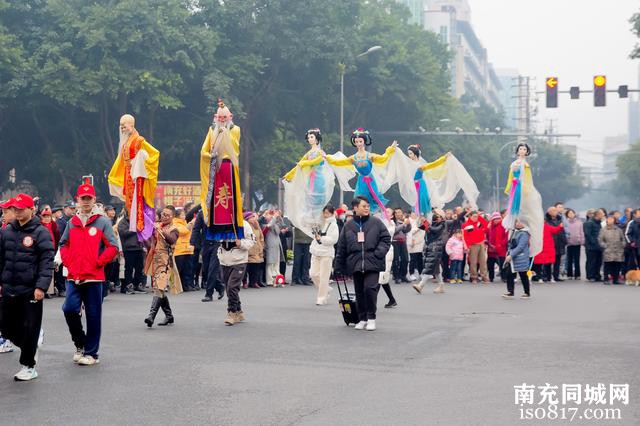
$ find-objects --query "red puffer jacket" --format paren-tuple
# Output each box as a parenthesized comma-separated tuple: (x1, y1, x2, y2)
(487, 220, 508, 257)
(534, 222, 563, 265)
(462, 216, 488, 247)
(59, 212, 119, 281)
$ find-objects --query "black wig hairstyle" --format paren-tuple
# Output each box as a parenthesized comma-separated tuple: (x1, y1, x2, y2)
(515, 143, 531, 156)
(350, 128, 372, 147)
(305, 128, 322, 145)
(407, 144, 421, 158)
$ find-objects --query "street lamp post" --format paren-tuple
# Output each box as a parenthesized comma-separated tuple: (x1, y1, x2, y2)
(339, 45, 382, 205)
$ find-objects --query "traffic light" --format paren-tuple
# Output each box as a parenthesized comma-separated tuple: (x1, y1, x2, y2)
(618, 85, 629, 98)
(546, 77, 558, 108)
(569, 86, 580, 99)
(594, 75, 606, 107)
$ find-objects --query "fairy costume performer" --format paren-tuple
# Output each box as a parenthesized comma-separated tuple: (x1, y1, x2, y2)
(503, 142, 543, 256)
(283, 128, 335, 237)
(325, 128, 399, 215)
(199, 99, 244, 241)
(406, 145, 480, 215)
(108, 114, 159, 241)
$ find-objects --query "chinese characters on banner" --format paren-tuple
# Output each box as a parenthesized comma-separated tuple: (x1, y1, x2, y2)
(154, 181, 201, 209)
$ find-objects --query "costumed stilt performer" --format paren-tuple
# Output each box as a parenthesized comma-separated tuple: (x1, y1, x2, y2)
(503, 142, 544, 260)
(405, 145, 480, 215)
(144, 206, 181, 327)
(283, 128, 335, 237)
(325, 128, 401, 218)
(199, 99, 244, 242)
(108, 114, 159, 242)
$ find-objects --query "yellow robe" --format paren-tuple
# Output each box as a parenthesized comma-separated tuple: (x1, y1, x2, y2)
(107, 131, 159, 212)
(199, 125, 242, 227)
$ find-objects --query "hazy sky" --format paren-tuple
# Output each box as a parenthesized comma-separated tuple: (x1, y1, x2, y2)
(470, 0, 639, 168)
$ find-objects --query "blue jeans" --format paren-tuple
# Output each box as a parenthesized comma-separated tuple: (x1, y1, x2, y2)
(62, 281, 103, 358)
(450, 260, 463, 280)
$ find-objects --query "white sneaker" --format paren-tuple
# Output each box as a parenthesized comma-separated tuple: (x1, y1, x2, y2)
(73, 347, 84, 363)
(354, 321, 367, 330)
(365, 320, 376, 331)
(0, 338, 15, 353)
(77, 355, 100, 366)
(14, 366, 38, 381)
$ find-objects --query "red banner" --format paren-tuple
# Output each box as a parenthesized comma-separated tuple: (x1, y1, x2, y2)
(154, 181, 201, 209)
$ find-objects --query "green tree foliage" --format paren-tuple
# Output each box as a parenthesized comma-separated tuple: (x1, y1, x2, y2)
(0, 0, 584, 210)
(616, 142, 640, 204)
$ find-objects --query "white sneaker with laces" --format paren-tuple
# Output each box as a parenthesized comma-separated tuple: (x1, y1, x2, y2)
(0, 338, 15, 353)
(354, 321, 367, 330)
(14, 366, 38, 381)
(77, 355, 99, 366)
(365, 320, 376, 331)
(73, 348, 84, 363)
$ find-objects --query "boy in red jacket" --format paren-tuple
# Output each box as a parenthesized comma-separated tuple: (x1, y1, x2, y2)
(462, 211, 489, 283)
(59, 184, 118, 366)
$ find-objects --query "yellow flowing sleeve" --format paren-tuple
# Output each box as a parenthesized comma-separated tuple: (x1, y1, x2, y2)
(522, 163, 532, 195)
(107, 151, 125, 199)
(504, 167, 514, 195)
(141, 140, 159, 208)
(420, 154, 447, 171)
(229, 125, 241, 156)
(283, 153, 324, 182)
(371, 145, 396, 165)
(325, 154, 354, 167)
(200, 127, 213, 221)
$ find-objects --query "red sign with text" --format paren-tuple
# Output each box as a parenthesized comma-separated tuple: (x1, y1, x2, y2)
(154, 181, 201, 209)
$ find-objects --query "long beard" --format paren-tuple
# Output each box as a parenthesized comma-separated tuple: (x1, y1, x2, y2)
(119, 130, 130, 154)
(213, 120, 233, 132)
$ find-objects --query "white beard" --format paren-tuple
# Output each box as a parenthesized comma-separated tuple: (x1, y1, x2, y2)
(119, 130, 130, 154)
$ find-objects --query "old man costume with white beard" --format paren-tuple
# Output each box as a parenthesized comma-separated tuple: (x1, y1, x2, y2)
(108, 114, 159, 241)
(199, 99, 244, 241)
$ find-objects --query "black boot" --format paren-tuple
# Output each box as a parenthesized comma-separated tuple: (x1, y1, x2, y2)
(144, 296, 162, 327)
(158, 296, 174, 326)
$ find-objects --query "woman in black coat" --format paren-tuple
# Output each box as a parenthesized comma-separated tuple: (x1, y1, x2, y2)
(413, 209, 450, 294)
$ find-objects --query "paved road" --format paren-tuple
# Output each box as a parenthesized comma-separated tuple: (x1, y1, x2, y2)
(1, 280, 639, 425)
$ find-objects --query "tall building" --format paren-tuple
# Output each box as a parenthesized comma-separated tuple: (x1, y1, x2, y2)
(397, 0, 424, 26)
(421, 0, 503, 111)
(495, 68, 519, 130)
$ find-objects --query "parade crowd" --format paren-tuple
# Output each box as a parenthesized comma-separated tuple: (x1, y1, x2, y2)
(1, 109, 640, 383)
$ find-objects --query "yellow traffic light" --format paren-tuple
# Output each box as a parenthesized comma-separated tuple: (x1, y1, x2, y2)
(594, 75, 606, 87)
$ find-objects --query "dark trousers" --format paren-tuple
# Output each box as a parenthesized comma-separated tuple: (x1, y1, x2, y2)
(586, 249, 603, 280)
(408, 252, 423, 275)
(441, 252, 451, 280)
(54, 267, 66, 293)
(487, 256, 505, 282)
(553, 253, 563, 280)
(566, 245, 581, 278)
(352, 271, 380, 321)
(533, 263, 552, 281)
(105, 261, 119, 285)
(391, 241, 409, 280)
(222, 264, 246, 312)
(202, 242, 224, 298)
(623, 246, 637, 273)
(175, 254, 195, 290)
(292, 243, 311, 283)
(0, 294, 42, 368)
(192, 248, 203, 286)
(505, 263, 530, 295)
(247, 262, 263, 286)
(123, 251, 144, 290)
(450, 260, 463, 280)
(62, 281, 103, 358)
(381, 283, 396, 303)
(604, 261, 622, 282)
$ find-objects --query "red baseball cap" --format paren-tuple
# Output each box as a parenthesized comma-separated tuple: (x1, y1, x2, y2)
(13, 194, 35, 209)
(76, 184, 96, 198)
(0, 198, 15, 209)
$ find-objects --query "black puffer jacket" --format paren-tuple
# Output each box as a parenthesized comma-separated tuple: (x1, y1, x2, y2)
(422, 220, 450, 275)
(118, 215, 143, 252)
(335, 215, 391, 275)
(189, 210, 206, 249)
(549, 214, 567, 255)
(0, 217, 55, 296)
